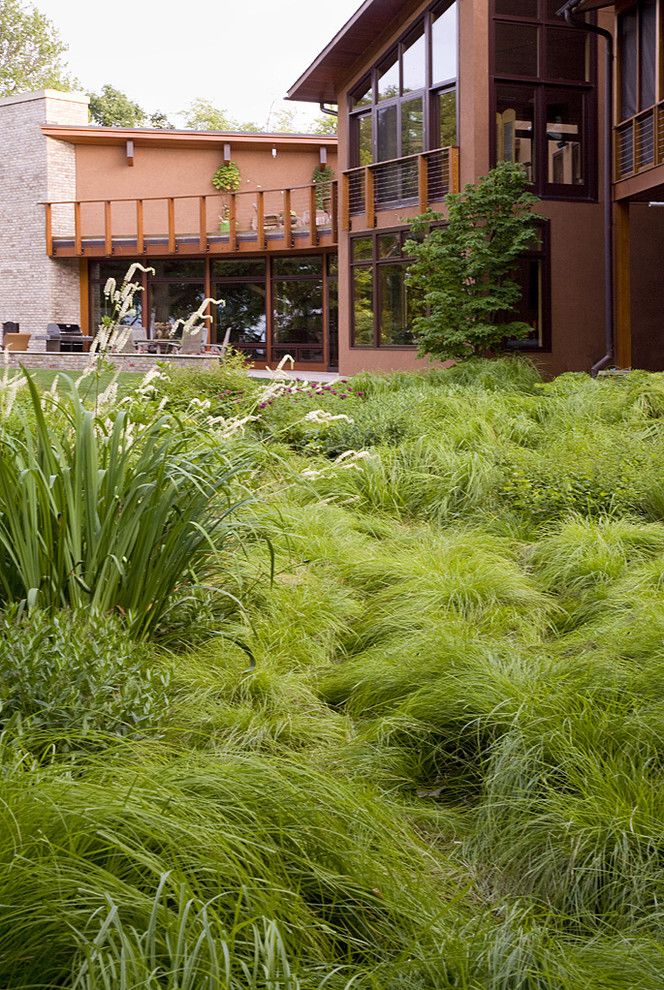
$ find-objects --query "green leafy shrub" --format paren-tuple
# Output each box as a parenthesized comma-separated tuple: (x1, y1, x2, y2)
(0, 373, 252, 638)
(0, 609, 168, 748)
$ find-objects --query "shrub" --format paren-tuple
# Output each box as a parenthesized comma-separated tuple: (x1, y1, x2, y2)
(0, 373, 252, 638)
(0, 608, 168, 749)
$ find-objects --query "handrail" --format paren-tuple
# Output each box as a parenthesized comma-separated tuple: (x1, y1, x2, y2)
(614, 99, 664, 181)
(39, 180, 326, 206)
(341, 146, 459, 230)
(43, 180, 337, 258)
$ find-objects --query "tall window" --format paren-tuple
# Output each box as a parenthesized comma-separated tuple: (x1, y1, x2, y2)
(351, 230, 417, 348)
(492, 0, 596, 199)
(349, 1, 457, 169)
(272, 256, 325, 363)
(212, 259, 267, 360)
(618, 0, 658, 122)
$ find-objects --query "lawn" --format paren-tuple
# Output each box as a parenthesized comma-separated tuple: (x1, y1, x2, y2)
(0, 355, 663, 988)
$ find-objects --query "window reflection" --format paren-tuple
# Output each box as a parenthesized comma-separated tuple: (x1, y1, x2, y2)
(214, 284, 266, 349)
(432, 2, 458, 83)
(377, 104, 398, 161)
(402, 24, 426, 93)
(437, 88, 457, 146)
(401, 97, 424, 156)
(378, 51, 399, 101)
(495, 21, 539, 76)
(352, 267, 374, 345)
(379, 264, 414, 344)
(546, 94, 583, 185)
(496, 85, 535, 182)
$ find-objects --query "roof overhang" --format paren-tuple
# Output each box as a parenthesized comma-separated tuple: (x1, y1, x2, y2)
(557, 0, 615, 14)
(41, 124, 337, 152)
(287, 0, 424, 104)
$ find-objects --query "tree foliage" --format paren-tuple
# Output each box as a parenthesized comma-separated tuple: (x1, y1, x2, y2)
(0, 0, 75, 97)
(406, 162, 540, 361)
(88, 84, 173, 128)
(183, 98, 260, 133)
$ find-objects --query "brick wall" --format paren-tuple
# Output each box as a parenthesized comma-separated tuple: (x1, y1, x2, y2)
(0, 90, 88, 337)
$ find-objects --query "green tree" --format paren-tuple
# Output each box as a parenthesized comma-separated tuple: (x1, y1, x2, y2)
(183, 98, 260, 132)
(89, 84, 146, 127)
(405, 162, 540, 361)
(0, 0, 75, 97)
(310, 112, 338, 136)
(148, 110, 174, 129)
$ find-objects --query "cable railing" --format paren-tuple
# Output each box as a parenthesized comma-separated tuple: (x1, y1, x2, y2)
(615, 102, 664, 181)
(341, 146, 459, 229)
(42, 182, 338, 257)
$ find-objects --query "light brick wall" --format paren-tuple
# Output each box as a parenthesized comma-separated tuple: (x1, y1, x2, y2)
(0, 90, 88, 336)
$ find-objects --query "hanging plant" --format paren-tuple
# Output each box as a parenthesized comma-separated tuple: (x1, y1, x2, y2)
(312, 164, 334, 208)
(211, 161, 241, 192)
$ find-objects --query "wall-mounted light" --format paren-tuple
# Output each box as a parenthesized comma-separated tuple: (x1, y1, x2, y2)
(223, 143, 231, 161)
(319, 147, 327, 165)
(126, 139, 134, 167)
(272, 147, 278, 158)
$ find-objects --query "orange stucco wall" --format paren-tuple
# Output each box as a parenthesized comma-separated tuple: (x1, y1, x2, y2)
(74, 141, 337, 241)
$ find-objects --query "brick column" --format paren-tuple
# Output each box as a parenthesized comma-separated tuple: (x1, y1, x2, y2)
(0, 89, 89, 343)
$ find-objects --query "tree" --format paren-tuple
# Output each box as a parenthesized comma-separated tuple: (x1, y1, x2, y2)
(310, 112, 338, 136)
(0, 0, 75, 97)
(148, 110, 174, 130)
(183, 98, 260, 133)
(405, 162, 540, 361)
(89, 85, 146, 127)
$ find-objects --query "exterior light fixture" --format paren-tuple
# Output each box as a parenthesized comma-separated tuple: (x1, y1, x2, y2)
(272, 147, 277, 158)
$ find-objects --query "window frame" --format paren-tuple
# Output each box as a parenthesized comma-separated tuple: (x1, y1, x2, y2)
(490, 0, 598, 201)
(350, 228, 418, 349)
(504, 220, 552, 353)
(348, 0, 458, 169)
(616, 0, 660, 124)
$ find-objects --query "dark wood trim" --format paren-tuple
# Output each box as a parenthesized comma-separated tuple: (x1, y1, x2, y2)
(614, 200, 631, 366)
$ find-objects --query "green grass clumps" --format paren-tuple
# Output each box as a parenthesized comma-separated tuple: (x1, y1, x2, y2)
(4, 358, 664, 987)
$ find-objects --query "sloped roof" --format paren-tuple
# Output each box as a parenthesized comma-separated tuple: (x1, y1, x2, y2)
(287, 0, 424, 104)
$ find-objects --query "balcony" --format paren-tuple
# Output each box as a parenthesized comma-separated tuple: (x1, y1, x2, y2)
(341, 147, 459, 230)
(615, 103, 664, 182)
(43, 182, 337, 258)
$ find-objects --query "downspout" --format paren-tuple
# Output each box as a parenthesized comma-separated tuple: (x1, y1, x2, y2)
(558, 1, 615, 375)
(319, 103, 338, 117)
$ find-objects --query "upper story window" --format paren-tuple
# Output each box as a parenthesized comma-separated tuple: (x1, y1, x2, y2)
(618, 0, 658, 121)
(349, 1, 458, 169)
(492, 0, 596, 199)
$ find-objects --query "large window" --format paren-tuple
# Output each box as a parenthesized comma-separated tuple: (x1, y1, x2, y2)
(503, 225, 551, 351)
(349, 1, 458, 171)
(618, 0, 658, 121)
(212, 259, 267, 361)
(492, 0, 596, 199)
(272, 256, 325, 363)
(149, 261, 205, 335)
(351, 230, 416, 348)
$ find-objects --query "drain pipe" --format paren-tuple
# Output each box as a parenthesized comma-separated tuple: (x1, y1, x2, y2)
(559, 2, 615, 375)
(319, 103, 338, 118)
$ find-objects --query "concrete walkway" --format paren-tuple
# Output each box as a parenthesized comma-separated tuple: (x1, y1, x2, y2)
(247, 368, 341, 383)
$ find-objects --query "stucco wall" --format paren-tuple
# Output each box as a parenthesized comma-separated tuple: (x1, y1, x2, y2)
(0, 90, 88, 336)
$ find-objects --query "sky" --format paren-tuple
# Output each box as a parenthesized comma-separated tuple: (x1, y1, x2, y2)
(36, 0, 362, 129)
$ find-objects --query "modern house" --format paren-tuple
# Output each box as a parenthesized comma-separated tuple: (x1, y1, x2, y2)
(0, 0, 662, 374)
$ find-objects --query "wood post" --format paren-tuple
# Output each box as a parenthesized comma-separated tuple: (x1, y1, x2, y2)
(283, 188, 292, 247)
(74, 202, 82, 255)
(310, 183, 318, 246)
(104, 201, 112, 255)
(331, 181, 339, 242)
(136, 200, 144, 254)
(257, 191, 265, 249)
(449, 147, 460, 193)
(341, 175, 350, 232)
(168, 197, 176, 253)
(45, 203, 53, 256)
(418, 154, 429, 214)
(614, 200, 631, 368)
(229, 194, 237, 251)
(199, 196, 207, 253)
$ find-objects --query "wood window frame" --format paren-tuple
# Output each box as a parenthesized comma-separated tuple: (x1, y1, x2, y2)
(348, 0, 458, 170)
(615, 0, 661, 126)
(490, 0, 598, 201)
(350, 228, 417, 349)
(504, 219, 552, 353)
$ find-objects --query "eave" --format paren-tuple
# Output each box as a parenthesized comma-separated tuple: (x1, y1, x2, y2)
(41, 125, 337, 152)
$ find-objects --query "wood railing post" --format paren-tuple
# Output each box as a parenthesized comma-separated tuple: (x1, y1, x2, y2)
(136, 200, 144, 254)
(310, 183, 318, 246)
(257, 191, 265, 249)
(418, 154, 429, 214)
(45, 203, 53, 256)
(449, 147, 460, 193)
(199, 196, 207, 252)
(365, 167, 375, 229)
(331, 180, 339, 242)
(283, 188, 292, 247)
(341, 174, 350, 232)
(104, 201, 112, 255)
(229, 194, 237, 251)
(168, 197, 176, 253)
(74, 202, 82, 255)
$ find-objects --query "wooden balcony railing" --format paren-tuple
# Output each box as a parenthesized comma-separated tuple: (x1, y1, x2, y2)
(43, 182, 338, 258)
(615, 102, 664, 181)
(341, 147, 459, 230)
